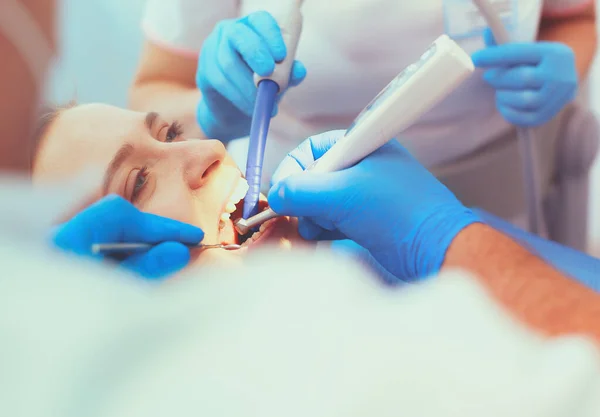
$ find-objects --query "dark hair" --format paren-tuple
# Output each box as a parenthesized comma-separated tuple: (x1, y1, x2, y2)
(30, 100, 76, 172)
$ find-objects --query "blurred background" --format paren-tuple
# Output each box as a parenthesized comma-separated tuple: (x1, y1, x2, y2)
(45, 0, 600, 255)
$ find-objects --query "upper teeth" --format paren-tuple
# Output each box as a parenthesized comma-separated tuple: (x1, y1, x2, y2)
(225, 202, 237, 213)
(220, 177, 249, 224)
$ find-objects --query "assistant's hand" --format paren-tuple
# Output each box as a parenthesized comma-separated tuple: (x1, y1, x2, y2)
(51, 195, 204, 280)
(267, 130, 481, 281)
(196, 11, 307, 140)
(471, 29, 577, 127)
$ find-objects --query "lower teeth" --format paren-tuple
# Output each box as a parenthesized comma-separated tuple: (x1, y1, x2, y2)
(239, 218, 278, 247)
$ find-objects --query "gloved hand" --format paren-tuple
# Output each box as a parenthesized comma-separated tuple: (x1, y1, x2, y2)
(51, 195, 204, 280)
(471, 29, 577, 127)
(268, 130, 481, 281)
(196, 11, 307, 141)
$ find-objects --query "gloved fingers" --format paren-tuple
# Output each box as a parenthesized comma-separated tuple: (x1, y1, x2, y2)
(307, 130, 346, 160)
(313, 229, 347, 241)
(269, 130, 346, 186)
(496, 105, 542, 127)
(288, 60, 307, 87)
(199, 46, 252, 118)
(310, 215, 337, 232)
(210, 44, 255, 117)
(123, 207, 205, 244)
(196, 21, 226, 88)
(531, 93, 570, 123)
(270, 143, 314, 187)
(482, 27, 497, 47)
(242, 11, 287, 63)
(121, 242, 191, 280)
(298, 218, 346, 241)
(268, 171, 348, 218)
(482, 67, 543, 90)
(297, 218, 323, 240)
(496, 89, 544, 111)
(227, 20, 277, 77)
(218, 42, 258, 114)
(472, 44, 543, 67)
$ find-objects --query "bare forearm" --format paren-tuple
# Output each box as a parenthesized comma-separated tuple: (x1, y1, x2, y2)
(443, 223, 600, 343)
(537, 4, 597, 78)
(129, 82, 205, 138)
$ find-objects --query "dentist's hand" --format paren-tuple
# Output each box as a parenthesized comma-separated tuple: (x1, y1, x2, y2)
(268, 130, 481, 281)
(196, 11, 307, 141)
(471, 29, 577, 127)
(52, 195, 204, 280)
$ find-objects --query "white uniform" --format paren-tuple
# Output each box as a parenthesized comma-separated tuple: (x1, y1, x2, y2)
(141, 0, 591, 177)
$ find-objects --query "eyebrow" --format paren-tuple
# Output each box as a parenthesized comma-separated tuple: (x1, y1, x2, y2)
(145, 112, 159, 133)
(102, 143, 135, 195)
(101, 112, 159, 195)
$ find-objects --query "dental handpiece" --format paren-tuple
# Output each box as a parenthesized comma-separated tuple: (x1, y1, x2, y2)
(234, 34, 475, 235)
(92, 242, 242, 255)
(242, 0, 304, 221)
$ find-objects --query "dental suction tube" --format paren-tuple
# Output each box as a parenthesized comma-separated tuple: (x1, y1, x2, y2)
(472, 0, 546, 236)
(235, 35, 475, 234)
(243, 0, 305, 221)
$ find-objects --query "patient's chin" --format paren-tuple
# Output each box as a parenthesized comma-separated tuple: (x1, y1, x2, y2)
(188, 216, 314, 268)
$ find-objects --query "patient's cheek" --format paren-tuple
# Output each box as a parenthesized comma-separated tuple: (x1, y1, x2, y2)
(190, 248, 244, 268)
(142, 194, 195, 226)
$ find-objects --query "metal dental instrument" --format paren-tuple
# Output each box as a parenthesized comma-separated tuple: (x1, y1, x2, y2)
(92, 242, 242, 255)
(242, 0, 304, 221)
(234, 34, 475, 236)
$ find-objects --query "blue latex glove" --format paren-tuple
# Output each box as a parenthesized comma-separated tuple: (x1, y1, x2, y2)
(268, 130, 481, 281)
(471, 29, 577, 127)
(196, 11, 307, 141)
(52, 195, 204, 280)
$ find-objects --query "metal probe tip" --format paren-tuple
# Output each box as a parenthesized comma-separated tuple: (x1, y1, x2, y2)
(91, 242, 242, 255)
(220, 244, 242, 250)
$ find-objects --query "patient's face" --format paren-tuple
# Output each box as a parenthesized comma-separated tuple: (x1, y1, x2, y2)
(34, 104, 308, 264)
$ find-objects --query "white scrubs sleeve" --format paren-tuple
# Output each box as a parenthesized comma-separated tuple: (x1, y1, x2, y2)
(142, 0, 238, 56)
(542, 0, 593, 16)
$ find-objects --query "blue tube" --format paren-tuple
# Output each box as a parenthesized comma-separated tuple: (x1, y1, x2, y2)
(243, 79, 279, 221)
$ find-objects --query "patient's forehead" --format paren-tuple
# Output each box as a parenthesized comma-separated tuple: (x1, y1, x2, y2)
(34, 103, 144, 182)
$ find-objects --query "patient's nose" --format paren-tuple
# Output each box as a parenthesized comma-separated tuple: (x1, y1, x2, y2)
(176, 139, 227, 190)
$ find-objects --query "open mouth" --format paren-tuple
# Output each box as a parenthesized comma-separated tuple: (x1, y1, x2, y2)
(217, 178, 275, 248)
